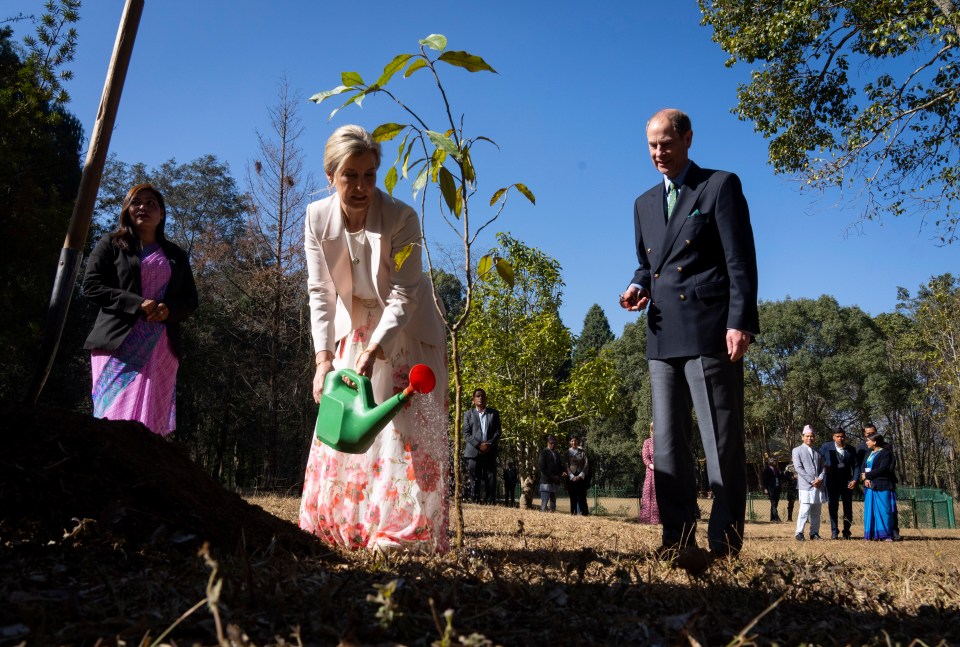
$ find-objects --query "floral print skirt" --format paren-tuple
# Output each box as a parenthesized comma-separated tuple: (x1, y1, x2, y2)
(299, 302, 450, 554)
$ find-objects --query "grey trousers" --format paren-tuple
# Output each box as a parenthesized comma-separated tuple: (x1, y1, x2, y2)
(649, 352, 747, 555)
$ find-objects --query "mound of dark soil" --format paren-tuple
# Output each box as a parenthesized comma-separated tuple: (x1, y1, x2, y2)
(0, 402, 342, 645)
(1, 402, 319, 555)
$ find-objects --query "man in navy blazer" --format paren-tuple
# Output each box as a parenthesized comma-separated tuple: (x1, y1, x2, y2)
(463, 388, 501, 504)
(620, 109, 759, 557)
(819, 429, 857, 539)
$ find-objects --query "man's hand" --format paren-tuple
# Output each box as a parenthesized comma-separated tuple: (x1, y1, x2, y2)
(619, 286, 649, 312)
(479, 442, 490, 453)
(726, 329, 751, 362)
(847, 480, 856, 490)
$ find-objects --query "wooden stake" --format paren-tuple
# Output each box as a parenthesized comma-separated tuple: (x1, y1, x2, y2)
(26, 0, 145, 403)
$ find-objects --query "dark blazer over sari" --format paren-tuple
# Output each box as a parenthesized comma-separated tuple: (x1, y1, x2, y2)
(82, 234, 198, 358)
(864, 447, 897, 492)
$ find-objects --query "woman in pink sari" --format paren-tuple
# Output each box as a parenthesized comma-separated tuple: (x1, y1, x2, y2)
(299, 126, 449, 555)
(639, 422, 660, 524)
(82, 184, 198, 436)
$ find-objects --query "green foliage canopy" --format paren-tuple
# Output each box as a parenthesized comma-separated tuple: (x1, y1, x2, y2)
(700, 0, 960, 242)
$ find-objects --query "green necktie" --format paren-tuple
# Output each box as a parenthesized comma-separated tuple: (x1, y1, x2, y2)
(666, 181, 678, 220)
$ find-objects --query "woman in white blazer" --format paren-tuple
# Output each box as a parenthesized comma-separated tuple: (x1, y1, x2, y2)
(298, 125, 449, 554)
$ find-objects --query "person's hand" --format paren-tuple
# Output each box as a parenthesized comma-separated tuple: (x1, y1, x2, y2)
(726, 329, 751, 362)
(313, 352, 335, 403)
(479, 442, 490, 453)
(619, 286, 649, 312)
(355, 344, 385, 378)
(864, 479, 872, 489)
(139, 299, 168, 322)
(847, 480, 856, 490)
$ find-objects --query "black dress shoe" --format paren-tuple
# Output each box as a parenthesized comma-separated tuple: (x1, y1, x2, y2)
(831, 533, 840, 539)
(795, 533, 805, 541)
(809, 534, 821, 540)
(842, 532, 852, 539)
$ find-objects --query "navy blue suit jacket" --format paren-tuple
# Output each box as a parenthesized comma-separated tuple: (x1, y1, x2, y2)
(819, 441, 857, 488)
(632, 162, 759, 359)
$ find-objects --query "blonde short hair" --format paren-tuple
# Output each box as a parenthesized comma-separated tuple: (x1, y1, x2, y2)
(323, 125, 382, 177)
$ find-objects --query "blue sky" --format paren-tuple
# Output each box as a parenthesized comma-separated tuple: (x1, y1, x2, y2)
(6, 0, 957, 337)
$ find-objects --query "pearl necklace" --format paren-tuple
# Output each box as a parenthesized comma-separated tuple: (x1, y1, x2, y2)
(343, 221, 365, 265)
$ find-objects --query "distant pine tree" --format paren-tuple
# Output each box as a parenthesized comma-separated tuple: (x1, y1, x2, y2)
(572, 304, 614, 366)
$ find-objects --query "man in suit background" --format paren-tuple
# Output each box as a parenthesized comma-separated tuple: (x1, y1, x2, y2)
(792, 425, 826, 541)
(463, 388, 501, 504)
(620, 108, 759, 557)
(761, 457, 782, 522)
(820, 429, 856, 539)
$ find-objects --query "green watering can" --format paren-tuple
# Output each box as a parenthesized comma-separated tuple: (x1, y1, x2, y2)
(315, 363, 436, 454)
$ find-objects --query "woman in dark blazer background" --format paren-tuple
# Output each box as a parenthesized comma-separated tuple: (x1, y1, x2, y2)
(82, 183, 197, 436)
(862, 431, 898, 541)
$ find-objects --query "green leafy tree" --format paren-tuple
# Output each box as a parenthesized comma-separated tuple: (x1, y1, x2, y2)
(872, 310, 953, 489)
(744, 296, 888, 467)
(589, 319, 650, 490)
(458, 234, 571, 480)
(700, 0, 960, 242)
(310, 34, 535, 545)
(0, 5, 83, 401)
(894, 274, 960, 493)
(572, 304, 615, 366)
(430, 268, 465, 326)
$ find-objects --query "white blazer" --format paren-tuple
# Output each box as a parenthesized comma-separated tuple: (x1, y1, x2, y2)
(305, 189, 446, 354)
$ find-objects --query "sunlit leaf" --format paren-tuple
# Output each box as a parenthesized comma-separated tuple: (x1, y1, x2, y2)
(454, 187, 463, 218)
(412, 165, 429, 198)
(437, 51, 497, 73)
(430, 148, 447, 182)
(462, 148, 476, 183)
(394, 133, 410, 166)
(308, 85, 350, 104)
(495, 257, 515, 288)
(342, 71, 364, 86)
(426, 130, 460, 159)
(477, 254, 493, 280)
(404, 58, 429, 78)
(376, 54, 412, 87)
(394, 243, 414, 271)
(401, 140, 414, 178)
(515, 182, 536, 205)
(420, 34, 447, 51)
(439, 167, 458, 214)
(385, 166, 398, 195)
(490, 187, 507, 206)
(372, 123, 406, 142)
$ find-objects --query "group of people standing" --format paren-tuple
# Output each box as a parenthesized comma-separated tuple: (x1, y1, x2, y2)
(535, 434, 591, 515)
(763, 423, 900, 542)
(85, 104, 762, 557)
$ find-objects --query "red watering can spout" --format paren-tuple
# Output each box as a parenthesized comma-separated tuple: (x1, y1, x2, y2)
(403, 364, 436, 397)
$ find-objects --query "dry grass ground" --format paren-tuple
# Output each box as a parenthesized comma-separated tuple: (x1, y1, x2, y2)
(250, 495, 960, 646)
(3, 403, 960, 646)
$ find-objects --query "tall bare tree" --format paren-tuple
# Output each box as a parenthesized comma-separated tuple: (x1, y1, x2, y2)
(239, 78, 317, 486)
